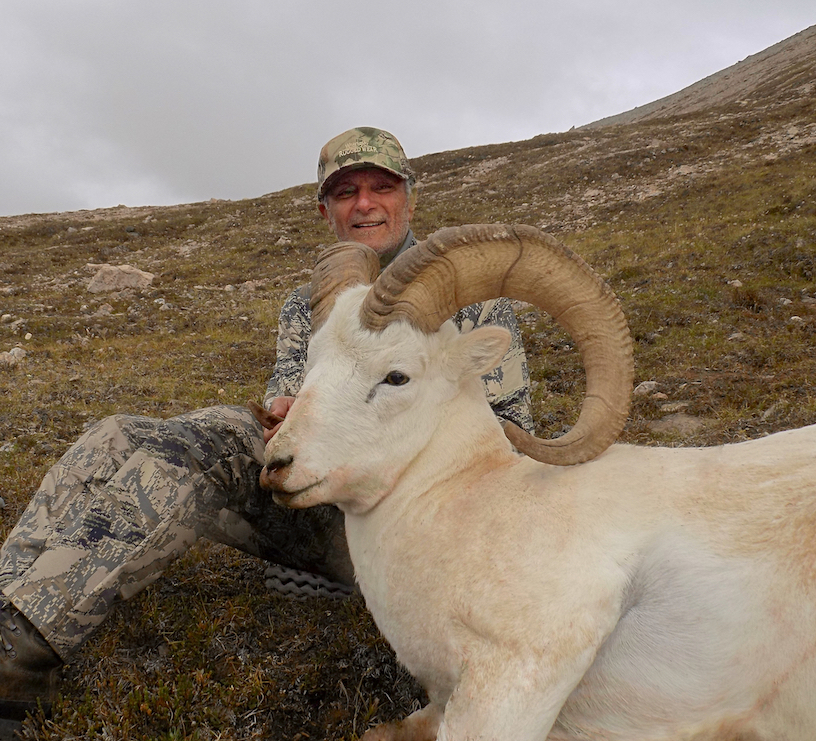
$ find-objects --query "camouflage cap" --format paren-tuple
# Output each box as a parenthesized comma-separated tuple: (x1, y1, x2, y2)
(317, 127, 415, 200)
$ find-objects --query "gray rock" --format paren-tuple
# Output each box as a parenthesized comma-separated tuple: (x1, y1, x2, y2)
(648, 413, 705, 436)
(633, 380, 658, 396)
(0, 351, 18, 368)
(87, 264, 154, 293)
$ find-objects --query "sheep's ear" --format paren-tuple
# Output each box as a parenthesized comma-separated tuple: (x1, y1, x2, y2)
(446, 326, 512, 379)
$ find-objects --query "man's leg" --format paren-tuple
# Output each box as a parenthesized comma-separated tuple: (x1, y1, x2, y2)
(1, 411, 160, 732)
(1, 405, 353, 728)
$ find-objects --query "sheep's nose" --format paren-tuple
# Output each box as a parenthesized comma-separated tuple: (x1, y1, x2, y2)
(259, 455, 293, 490)
(266, 454, 293, 471)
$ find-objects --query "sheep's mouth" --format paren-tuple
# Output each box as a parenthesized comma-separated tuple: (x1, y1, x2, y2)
(268, 477, 324, 508)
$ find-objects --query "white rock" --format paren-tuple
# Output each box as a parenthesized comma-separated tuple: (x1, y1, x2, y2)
(87, 264, 154, 293)
(633, 380, 658, 396)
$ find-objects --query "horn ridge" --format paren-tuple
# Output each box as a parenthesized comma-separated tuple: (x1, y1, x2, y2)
(360, 224, 634, 466)
(310, 241, 380, 330)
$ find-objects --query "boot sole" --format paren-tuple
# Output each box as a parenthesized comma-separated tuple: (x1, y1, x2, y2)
(264, 564, 356, 600)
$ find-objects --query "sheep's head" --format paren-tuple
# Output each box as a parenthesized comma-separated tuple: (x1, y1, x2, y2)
(261, 284, 513, 513)
(260, 224, 634, 512)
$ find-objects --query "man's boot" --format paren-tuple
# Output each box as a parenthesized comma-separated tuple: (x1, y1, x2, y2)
(0, 600, 62, 739)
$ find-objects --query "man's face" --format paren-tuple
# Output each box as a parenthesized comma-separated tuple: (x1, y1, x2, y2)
(318, 167, 415, 263)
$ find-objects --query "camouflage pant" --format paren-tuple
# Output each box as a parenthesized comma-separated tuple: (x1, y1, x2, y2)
(0, 405, 352, 660)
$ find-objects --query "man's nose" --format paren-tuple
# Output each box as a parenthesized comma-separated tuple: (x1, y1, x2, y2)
(354, 186, 376, 210)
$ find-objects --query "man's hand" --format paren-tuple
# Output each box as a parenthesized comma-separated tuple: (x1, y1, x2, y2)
(247, 397, 295, 443)
(264, 396, 295, 442)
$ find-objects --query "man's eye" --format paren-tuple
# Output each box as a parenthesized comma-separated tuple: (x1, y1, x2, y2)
(382, 371, 409, 386)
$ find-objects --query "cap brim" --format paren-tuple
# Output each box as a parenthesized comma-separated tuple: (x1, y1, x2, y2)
(318, 162, 408, 199)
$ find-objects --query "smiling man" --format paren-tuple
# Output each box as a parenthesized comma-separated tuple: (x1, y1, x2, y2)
(317, 128, 416, 265)
(262, 127, 534, 440)
(0, 126, 533, 738)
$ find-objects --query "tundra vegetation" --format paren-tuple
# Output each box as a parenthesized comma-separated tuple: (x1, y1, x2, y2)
(1, 51, 815, 740)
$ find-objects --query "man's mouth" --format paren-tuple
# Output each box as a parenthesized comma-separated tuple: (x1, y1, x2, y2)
(352, 221, 385, 230)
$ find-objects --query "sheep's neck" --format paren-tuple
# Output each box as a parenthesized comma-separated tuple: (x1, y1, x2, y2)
(384, 392, 519, 516)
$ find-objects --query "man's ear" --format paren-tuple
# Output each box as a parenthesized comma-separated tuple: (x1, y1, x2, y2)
(407, 187, 417, 220)
(446, 326, 511, 379)
(318, 202, 337, 236)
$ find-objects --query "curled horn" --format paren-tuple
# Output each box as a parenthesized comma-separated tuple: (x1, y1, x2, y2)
(360, 224, 634, 466)
(310, 241, 381, 330)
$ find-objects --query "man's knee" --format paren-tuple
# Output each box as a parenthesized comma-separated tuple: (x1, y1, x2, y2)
(155, 405, 265, 467)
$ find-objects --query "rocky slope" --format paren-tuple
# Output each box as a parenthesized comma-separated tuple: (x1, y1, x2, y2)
(582, 24, 816, 128)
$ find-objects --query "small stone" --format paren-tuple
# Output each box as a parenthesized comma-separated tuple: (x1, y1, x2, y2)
(633, 380, 658, 396)
(649, 413, 705, 436)
(660, 401, 690, 413)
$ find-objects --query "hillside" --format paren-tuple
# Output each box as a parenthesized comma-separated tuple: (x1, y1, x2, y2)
(582, 23, 816, 128)
(1, 25, 815, 741)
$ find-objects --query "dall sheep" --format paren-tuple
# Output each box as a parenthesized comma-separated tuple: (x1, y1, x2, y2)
(254, 224, 816, 741)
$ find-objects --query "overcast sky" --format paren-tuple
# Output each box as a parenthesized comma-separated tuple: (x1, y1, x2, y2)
(1, 1, 813, 218)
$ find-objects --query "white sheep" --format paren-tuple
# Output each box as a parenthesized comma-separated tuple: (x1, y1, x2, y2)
(255, 225, 816, 741)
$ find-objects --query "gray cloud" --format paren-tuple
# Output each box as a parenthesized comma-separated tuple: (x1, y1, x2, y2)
(1, 0, 813, 216)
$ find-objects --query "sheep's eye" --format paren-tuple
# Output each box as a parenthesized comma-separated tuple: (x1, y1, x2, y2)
(383, 371, 409, 386)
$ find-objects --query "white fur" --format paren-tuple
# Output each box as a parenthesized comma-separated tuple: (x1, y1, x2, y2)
(264, 286, 816, 741)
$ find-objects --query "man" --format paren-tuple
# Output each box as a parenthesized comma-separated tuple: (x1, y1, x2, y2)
(263, 128, 533, 433)
(0, 127, 534, 737)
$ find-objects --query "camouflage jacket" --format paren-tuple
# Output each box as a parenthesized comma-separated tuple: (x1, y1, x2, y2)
(263, 232, 535, 434)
